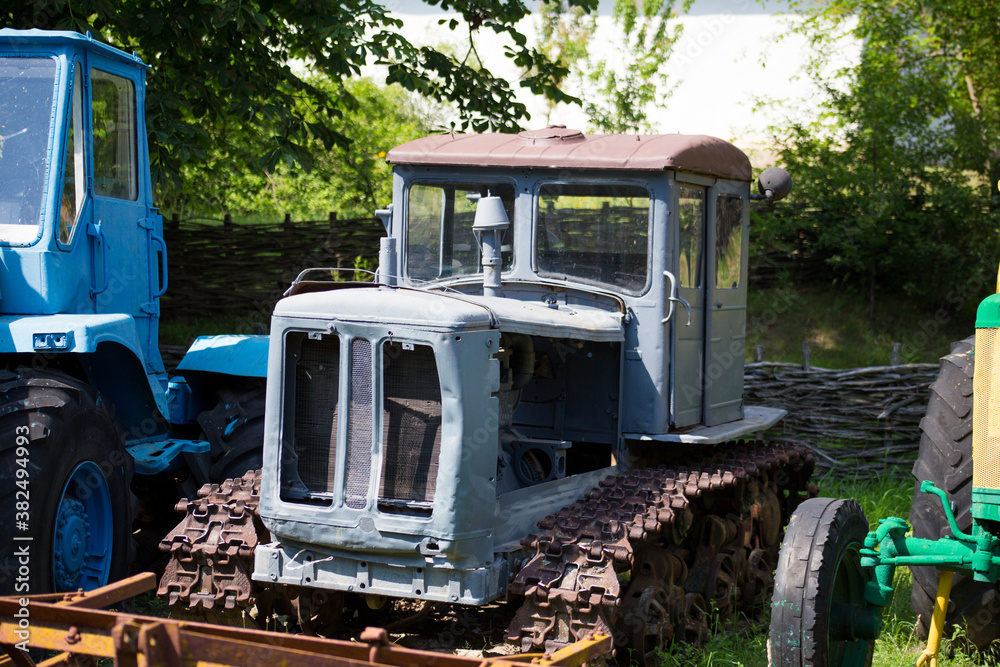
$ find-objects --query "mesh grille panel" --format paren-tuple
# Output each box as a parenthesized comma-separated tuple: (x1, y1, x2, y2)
(345, 339, 373, 509)
(293, 335, 340, 494)
(379, 343, 442, 514)
(975, 328, 1000, 490)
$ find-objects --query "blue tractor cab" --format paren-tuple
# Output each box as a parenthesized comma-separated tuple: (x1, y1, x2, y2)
(0, 30, 268, 595)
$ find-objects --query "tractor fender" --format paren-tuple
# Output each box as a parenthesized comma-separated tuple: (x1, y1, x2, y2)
(176, 334, 269, 379)
(0, 313, 168, 423)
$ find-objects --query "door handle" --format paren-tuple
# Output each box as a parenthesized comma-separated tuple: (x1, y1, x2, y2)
(662, 270, 692, 326)
(88, 220, 109, 297)
(151, 234, 169, 297)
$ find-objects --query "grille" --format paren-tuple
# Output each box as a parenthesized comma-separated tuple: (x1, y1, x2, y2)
(292, 334, 340, 494)
(975, 327, 1000, 490)
(345, 339, 374, 509)
(379, 342, 443, 515)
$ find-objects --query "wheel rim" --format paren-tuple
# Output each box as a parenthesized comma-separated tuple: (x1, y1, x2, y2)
(53, 461, 113, 591)
(828, 541, 874, 665)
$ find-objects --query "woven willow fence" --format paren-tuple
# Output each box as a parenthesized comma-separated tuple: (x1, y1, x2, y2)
(744, 360, 939, 477)
(159, 213, 384, 320)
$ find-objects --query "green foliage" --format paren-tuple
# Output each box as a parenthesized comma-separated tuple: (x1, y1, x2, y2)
(537, 0, 691, 133)
(6, 0, 598, 189)
(746, 284, 971, 367)
(160, 78, 426, 219)
(756, 0, 1000, 317)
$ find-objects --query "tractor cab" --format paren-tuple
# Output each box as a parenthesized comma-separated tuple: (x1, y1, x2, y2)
(0, 29, 168, 429)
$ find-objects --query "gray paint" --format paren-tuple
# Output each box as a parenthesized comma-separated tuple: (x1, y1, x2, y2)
(254, 141, 771, 605)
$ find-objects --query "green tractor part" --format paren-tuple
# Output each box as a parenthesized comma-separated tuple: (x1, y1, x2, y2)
(769, 291, 1000, 666)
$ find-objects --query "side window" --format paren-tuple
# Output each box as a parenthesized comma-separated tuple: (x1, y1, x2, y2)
(91, 69, 137, 200)
(677, 186, 704, 288)
(59, 65, 85, 244)
(715, 194, 743, 290)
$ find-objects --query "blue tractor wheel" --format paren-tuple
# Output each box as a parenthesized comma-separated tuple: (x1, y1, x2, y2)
(0, 368, 134, 594)
(53, 461, 115, 590)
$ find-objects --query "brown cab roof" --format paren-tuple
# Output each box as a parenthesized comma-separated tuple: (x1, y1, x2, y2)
(386, 126, 752, 181)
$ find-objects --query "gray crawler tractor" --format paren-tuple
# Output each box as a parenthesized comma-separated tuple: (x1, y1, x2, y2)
(160, 127, 810, 663)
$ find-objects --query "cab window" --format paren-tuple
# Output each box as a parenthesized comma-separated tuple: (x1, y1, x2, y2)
(715, 194, 743, 290)
(536, 182, 650, 293)
(406, 180, 515, 282)
(91, 69, 137, 200)
(59, 65, 85, 244)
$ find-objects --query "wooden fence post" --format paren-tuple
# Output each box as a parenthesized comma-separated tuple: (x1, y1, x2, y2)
(170, 213, 179, 230)
(284, 213, 292, 230)
(223, 213, 232, 230)
(802, 341, 811, 371)
(754, 345, 764, 362)
(329, 211, 338, 230)
(891, 342, 902, 366)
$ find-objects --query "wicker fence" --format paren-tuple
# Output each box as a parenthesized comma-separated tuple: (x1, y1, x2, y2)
(744, 360, 939, 478)
(159, 213, 384, 321)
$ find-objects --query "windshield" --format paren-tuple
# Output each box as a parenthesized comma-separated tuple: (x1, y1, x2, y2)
(536, 182, 651, 293)
(0, 57, 57, 244)
(406, 180, 515, 282)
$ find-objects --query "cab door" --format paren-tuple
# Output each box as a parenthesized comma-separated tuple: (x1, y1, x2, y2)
(670, 183, 707, 428)
(704, 183, 749, 426)
(87, 59, 157, 340)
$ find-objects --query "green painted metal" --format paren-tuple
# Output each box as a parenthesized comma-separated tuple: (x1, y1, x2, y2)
(857, 481, 1000, 630)
(976, 292, 1000, 328)
(973, 487, 1000, 523)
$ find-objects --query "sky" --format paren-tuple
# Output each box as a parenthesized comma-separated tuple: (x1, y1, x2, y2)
(367, 1, 859, 161)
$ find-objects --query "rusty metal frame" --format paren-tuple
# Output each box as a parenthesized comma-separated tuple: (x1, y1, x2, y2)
(0, 574, 610, 667)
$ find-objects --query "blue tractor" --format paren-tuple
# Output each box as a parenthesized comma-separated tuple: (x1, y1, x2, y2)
(0, 30, 267, 596)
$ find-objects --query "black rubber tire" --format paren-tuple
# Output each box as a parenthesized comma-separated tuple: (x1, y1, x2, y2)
(197, 385, 265, 481)
(908, 336, 1000, 650)
(769, 497, 873, 667)
(0, 368, 135, 594)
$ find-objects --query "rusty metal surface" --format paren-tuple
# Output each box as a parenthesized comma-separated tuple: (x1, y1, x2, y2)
(157, 470, 265, 612)
(0, 593, 612, 667)
(506, 442, 814, 654)
(386, 130, 753, 182)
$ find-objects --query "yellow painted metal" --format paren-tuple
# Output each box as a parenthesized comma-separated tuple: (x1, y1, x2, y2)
(973, 328, 1000, 491)
(915, 570, 954, 667)
(533, 633, 611, 666)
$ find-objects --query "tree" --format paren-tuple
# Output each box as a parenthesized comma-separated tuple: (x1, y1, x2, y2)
(537, 0, 691, 133)
(6, 0, 597, 189)
(755, 0, 1000, 317)
(160, 78, 428, 219)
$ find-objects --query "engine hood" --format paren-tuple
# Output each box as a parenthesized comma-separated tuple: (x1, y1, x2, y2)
(273, 285, 624, 342)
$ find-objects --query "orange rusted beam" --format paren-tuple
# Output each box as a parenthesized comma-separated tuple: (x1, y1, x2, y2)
(0, 584, 612, 667)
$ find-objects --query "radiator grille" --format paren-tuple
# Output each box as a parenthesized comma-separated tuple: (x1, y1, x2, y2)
(379, 342, 442, 515)
(345, 339, 374, 509)
(292, 334, 340, 494)
(975, 327, 1000, 490)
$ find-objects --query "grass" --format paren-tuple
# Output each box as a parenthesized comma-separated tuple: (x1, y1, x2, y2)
(746, 283, 973, 368)
(649, 474, 984, 667)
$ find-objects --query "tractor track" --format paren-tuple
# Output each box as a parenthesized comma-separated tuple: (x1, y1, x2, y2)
(156, 441, 814, 661)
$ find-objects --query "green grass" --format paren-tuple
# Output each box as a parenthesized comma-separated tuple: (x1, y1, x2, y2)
(746, 284, 973, 368)
(649, 474, 983, 667)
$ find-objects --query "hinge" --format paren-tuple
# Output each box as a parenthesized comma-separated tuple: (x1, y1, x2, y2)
(141, 301, 160, 315)
(137, 217, 153, 230)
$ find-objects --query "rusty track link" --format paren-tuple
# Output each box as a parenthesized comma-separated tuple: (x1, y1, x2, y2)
(506, 441, 814, 655)
(157, 443, 813, 662)
(157, 470, 265, 612)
